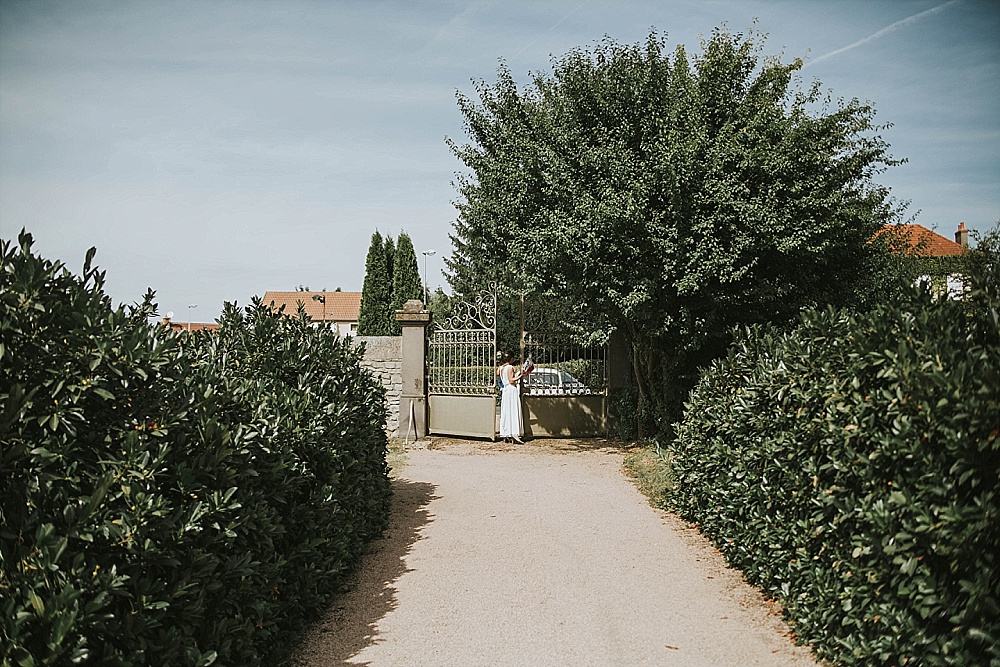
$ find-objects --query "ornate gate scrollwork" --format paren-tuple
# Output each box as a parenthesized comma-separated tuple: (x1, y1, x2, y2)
(428, 284, 497, 396)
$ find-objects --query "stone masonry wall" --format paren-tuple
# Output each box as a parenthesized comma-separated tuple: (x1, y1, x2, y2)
(354, 336, 402, 438)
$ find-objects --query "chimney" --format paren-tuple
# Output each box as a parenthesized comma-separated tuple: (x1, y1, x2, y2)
(955, 222, 969, 248)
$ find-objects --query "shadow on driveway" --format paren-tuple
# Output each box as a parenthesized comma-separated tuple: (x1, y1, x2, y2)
(293, 477, 438, 666)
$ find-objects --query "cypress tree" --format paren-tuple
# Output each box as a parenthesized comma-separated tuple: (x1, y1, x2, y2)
(390, 232, 425, 334)
(358, 231, 393, 335)
(383, 234, 395, 290)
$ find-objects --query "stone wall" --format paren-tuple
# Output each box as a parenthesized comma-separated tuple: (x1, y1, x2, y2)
(354, 336, 402, 438)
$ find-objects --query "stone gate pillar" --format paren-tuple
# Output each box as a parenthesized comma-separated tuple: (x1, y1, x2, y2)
(396, 299, 431, 439)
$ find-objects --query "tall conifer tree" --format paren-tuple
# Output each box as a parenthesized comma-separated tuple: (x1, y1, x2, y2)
(358, 230, 393, 335)
(390, 232, 425, 334)
(383, 234, 395, 290)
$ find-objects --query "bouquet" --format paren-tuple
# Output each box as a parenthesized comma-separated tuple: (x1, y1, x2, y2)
(521, 357, 534, 374)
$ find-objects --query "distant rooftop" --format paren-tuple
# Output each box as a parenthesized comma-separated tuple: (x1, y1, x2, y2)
(161, 318, 219, 333)
(878, 223, 968, 257)
(262, 291, 362, 322)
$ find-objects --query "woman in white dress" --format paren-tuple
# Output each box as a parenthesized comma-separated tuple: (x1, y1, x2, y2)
(498, 351, 525, 443)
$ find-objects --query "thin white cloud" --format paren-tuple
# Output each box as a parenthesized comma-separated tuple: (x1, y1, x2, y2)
(426, 1, 486, 48)
(804, 0, 961, 68)
(511, 0, 591, 61)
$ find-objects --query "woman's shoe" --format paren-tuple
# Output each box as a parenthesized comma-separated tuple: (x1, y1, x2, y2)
(512, 437, 525, 444)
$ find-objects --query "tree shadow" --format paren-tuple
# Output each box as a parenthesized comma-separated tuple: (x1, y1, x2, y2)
(292, 477, 438, 666)
(426, 434, 628, 455)
(524, 436, 627, 454)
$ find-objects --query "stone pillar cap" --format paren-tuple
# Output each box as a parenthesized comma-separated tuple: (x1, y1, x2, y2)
(396, 299, 431, 323)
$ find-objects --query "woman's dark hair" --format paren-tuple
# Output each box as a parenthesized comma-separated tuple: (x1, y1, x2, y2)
(504, 351, 517, 364)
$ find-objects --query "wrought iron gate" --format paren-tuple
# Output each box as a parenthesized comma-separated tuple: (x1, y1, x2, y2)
(427, 285, 498, 438)
(519, 296, 609, 437)
(425, 287, 617, 439)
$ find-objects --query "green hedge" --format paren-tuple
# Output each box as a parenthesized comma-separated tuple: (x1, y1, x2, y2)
(668, 284, 999, 666)
(1, 233, 391, 666)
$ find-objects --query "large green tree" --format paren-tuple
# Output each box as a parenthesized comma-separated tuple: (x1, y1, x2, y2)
(446, 28, 903, 433)
(390, 232, 425, 334)
(358, 231, 393, 335)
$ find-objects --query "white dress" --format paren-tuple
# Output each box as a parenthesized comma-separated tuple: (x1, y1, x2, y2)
(498, 363, 523, 439)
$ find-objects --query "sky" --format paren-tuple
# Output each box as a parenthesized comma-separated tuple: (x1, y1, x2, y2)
(1, 0, 998, 321)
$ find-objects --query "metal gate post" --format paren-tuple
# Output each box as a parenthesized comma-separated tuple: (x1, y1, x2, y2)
(396, 299, 431, 439)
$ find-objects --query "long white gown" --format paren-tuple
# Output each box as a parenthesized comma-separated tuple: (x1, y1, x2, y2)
(498, 363, 523, 439)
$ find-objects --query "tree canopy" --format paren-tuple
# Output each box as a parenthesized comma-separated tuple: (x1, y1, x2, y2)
(445, 28, 904, 432)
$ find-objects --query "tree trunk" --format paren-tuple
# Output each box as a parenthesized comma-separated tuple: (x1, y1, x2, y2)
(623, 322, 657, 440)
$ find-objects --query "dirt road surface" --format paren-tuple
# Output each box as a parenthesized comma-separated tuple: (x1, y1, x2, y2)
(294, 439, 819, 666)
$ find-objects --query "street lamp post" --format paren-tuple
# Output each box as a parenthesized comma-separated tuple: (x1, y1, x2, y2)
(187, 304, 197, 332)
(421, 250, 436, 308)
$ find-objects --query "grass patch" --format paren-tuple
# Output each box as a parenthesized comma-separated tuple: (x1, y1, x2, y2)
(622, 441, 675, 509)
(387, 438, 408, 477)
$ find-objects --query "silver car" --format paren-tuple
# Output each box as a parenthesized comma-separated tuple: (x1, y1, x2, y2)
(523, 367, 591, 395)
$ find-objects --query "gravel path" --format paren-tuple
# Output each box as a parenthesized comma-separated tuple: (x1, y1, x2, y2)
(294, 439, 819, 666)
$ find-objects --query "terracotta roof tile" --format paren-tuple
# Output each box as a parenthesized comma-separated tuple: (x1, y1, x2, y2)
(877, 224, 967, 257)
(262, 291, 362, 322)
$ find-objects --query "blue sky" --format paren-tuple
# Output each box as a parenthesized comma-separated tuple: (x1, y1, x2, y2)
(1, 0, 998, 320)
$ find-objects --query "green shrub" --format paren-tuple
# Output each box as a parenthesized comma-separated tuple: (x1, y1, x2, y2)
(1, 232, 391, 666)
(668, 283, 999, 666)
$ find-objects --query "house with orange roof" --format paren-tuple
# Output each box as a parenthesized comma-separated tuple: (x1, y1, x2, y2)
(879, 222, 971, 298)
(881, 222, 969, 257)
(262, 290, 362, 337)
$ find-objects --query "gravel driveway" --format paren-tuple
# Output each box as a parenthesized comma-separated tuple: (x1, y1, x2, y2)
(295, 439, 819, 666)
